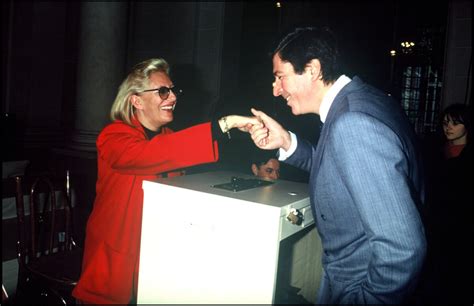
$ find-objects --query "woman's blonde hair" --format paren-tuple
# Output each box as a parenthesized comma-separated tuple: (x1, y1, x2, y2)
(110, 58, 169, 126)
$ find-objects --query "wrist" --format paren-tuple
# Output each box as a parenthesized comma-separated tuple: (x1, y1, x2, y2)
(218, 116, 232, 139)
(282, 130, 291, 151)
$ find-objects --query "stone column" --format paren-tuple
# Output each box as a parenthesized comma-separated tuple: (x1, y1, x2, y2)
(70, 2, 128, 153)
(441, 0, 472, 108)
(193, 2, 226, 113)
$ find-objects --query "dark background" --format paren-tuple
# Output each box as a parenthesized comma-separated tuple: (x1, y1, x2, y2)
(0, 0, 456, 235)
(2, 2, 471, 303)
(1, 0, 454, 202)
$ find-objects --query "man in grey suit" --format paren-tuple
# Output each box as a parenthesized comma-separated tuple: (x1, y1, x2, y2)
(249, 27, 427, 304)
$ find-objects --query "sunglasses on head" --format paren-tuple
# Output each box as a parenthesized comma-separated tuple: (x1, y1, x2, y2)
(137, 86, 183, 100)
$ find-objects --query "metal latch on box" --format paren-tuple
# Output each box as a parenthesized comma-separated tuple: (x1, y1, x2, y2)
(287, 208, 303, 225)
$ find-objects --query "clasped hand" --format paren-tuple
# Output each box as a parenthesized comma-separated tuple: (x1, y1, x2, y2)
(225, 108, 291, 151)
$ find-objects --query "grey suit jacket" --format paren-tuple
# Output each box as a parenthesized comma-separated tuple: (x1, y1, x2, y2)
(286, 77, 427, 304)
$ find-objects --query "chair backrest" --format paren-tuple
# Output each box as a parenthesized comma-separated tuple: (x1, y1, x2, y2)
(14, 171, 76, 267)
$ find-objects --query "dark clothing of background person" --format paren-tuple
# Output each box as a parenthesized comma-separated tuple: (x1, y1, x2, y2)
(420, 132, 472, 304)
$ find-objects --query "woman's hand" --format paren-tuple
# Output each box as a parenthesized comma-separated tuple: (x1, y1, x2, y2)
(219, 115, 264, 133)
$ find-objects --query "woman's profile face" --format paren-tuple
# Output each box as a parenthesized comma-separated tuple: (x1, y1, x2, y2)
(443, 114, 467, 142)
(134, 71, 177, 130)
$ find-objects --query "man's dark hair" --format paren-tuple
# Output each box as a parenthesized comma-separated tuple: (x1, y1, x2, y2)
(273, 26, 341, 84)
(251, 149, 278, 167)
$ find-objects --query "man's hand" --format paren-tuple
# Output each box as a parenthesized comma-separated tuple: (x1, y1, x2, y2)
(249, 108, 291, 151)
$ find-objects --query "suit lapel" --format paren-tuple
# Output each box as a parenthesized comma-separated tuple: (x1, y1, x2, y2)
(313, 77, 365, 173)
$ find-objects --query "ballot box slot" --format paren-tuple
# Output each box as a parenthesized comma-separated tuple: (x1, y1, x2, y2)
(211, 176, 274, 192)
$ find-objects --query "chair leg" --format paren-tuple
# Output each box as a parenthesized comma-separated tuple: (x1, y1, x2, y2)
(2, 284, 9, 304)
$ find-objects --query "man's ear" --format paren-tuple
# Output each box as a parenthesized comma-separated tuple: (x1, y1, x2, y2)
(251, 164, 259, 176)
(131, 94, 144, 110)
(308, 59, 322, 81)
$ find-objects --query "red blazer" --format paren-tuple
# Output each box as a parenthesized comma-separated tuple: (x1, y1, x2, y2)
(72, 119, 219, 304)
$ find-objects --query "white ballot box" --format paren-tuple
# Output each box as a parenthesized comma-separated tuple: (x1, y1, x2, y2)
(138, 171, 322, 304)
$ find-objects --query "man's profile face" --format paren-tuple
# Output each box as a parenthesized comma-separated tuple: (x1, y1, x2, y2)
(272, 53, 314, 115)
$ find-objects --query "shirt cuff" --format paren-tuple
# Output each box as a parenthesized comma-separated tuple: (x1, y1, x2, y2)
(278, 131, 297, 161)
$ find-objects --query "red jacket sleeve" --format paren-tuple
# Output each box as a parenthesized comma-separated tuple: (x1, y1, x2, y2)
(97, 121, 219, 175)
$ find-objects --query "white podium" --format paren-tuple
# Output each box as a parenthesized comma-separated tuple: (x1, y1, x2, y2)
(138, 171, 321, 304)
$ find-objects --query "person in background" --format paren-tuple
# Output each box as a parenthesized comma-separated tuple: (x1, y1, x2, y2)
(248, 26, 427, 304)
(251, 150, 280, 181)
(422, 103, 471, 304)
(438, 103, 472, 212)
(72, 58, 261, 304)
(441, 103, 471, 160)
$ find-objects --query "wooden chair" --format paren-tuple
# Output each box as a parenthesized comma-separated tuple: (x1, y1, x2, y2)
(12, 171, 83, 305)
(2, 284, 9, 305)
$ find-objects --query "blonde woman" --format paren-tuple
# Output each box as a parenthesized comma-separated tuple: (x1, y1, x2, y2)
(73, 58, 260, 304)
